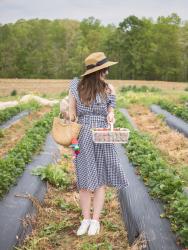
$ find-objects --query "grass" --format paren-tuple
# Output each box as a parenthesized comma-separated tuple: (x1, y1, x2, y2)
(117, 90, 188, 108)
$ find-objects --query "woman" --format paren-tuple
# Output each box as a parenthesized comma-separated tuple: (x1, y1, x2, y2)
(68, 52, 129, 236)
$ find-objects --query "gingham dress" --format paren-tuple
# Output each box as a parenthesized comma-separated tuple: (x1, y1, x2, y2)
(69, 77, 129, 191)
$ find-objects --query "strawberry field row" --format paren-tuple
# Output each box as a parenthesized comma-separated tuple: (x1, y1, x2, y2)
(156, 99, 188, 123)
(0, 104, 59, 199)
(0, 100, 41, 125)
(115, 109, 188, 247)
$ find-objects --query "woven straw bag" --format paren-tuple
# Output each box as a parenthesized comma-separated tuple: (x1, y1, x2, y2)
(51, 113, 82, 146)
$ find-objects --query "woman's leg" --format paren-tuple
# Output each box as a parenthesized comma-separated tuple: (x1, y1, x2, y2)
(92, 185, 106, 221)
(79, 189, 92, 219)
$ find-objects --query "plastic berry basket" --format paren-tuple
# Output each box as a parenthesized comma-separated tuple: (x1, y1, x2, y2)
(91, 122, 130, 144)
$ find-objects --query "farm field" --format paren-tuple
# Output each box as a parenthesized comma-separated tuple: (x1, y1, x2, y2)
(0, 79, 188, 249)
(0, 78, 188, 100)
(1, 6, 188, 249)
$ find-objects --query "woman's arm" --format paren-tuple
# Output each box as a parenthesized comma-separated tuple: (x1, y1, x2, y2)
(107, 83, 116, 95)
(68, 90, 77, 122)
(106, 83, 116, 123)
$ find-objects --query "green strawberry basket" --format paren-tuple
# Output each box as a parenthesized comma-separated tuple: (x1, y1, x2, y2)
(91, 122, 130, 143)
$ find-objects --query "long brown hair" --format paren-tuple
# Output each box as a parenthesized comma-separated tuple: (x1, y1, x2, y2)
(77, 67, 110, 106)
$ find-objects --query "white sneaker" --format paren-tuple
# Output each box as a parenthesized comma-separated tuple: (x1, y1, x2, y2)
(88, 219, 100, 235)
(76, 219, 91, 236)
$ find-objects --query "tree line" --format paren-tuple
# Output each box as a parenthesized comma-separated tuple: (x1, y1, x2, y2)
(0, 14, 188, 82)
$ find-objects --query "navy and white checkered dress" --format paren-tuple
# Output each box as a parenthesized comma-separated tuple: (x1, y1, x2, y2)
(69, 77, 129, 191)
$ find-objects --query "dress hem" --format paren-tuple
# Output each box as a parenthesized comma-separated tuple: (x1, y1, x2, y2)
(76, 181, 129, 192)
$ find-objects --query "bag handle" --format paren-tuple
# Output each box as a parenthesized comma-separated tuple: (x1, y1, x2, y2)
(59, 112, 78, 123)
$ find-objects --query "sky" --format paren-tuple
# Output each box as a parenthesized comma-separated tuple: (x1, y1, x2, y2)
(0, 0, 188, 26)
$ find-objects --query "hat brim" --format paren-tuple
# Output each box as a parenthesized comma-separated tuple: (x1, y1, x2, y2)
(81, 61, 118, 77)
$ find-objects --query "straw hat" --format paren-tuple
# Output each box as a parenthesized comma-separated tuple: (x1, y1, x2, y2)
(81, 52, 118, 77)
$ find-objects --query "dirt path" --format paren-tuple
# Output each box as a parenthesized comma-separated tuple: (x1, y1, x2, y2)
(17, 146, 142, 250)
(0, 106, 52, 157)
(127, 104, 188, 183)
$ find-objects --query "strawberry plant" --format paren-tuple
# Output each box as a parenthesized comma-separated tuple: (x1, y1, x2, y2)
(32, 163, 71, 188)
(0, 104, 59, 198)
(120, 85, 161, 93)
(157, 99, 188, 123)
(115, 109, 188, 247)
(0, 100, 41, 125)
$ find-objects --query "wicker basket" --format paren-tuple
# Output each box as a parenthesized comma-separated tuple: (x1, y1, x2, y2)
(91, 122, 130, 143)
(52, 113, 82, 146)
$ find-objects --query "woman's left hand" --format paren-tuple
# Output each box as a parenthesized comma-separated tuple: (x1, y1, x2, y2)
(107, 111, 115, 124)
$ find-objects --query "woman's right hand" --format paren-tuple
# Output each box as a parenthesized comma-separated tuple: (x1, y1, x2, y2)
(70, 113, 77, 122)
(107, 111, 115, 124)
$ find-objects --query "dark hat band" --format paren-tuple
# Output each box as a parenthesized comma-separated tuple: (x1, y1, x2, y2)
(86, 58, 108, 70)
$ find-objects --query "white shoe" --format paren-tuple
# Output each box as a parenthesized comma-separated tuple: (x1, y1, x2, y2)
(88, 219, 100, 235)
(76, 219, 91, 236)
